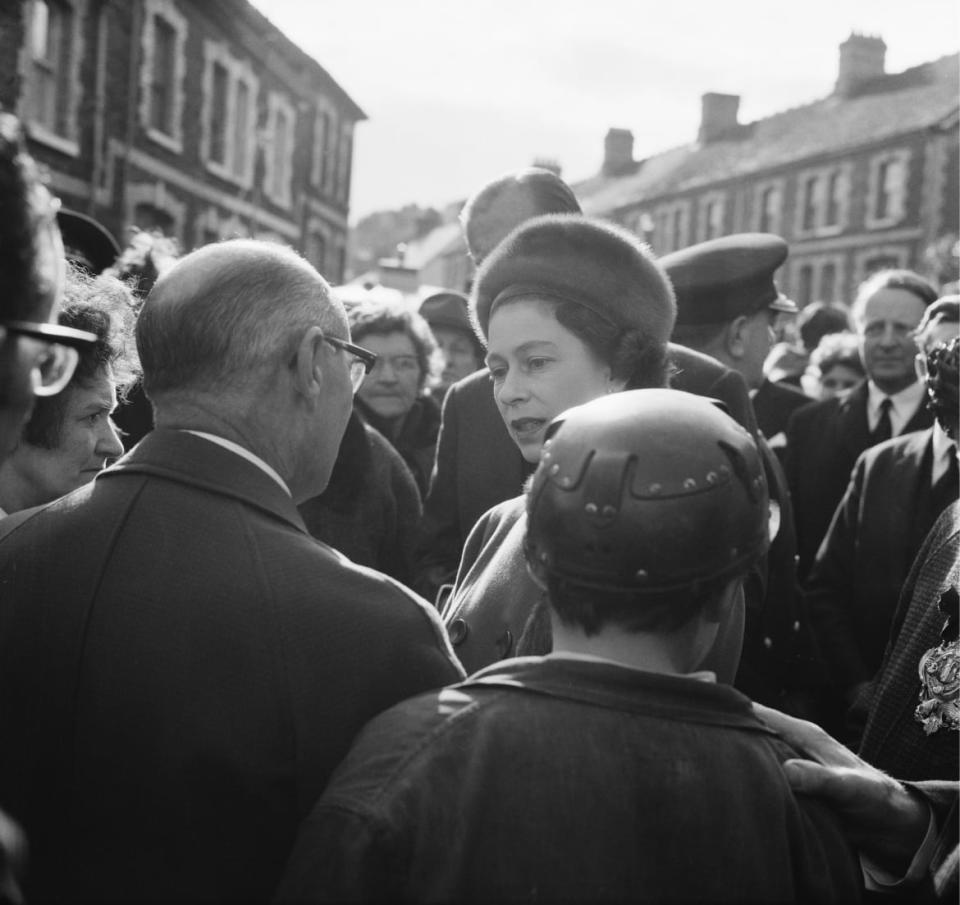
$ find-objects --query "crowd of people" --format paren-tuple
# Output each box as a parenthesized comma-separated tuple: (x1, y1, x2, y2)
(0, 109, 957, 903)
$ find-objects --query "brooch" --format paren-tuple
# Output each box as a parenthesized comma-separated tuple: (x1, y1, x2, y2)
(915, 587, 960, 735)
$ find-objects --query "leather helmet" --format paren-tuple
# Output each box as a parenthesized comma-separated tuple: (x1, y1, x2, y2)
(525, 388, 769, 594)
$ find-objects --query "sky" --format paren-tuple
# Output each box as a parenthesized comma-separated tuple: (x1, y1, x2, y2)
(250, 0, 960, 222)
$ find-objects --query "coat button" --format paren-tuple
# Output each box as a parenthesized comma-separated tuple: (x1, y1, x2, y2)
(495, 629, 514, 658)
(448, 618, 469, 646)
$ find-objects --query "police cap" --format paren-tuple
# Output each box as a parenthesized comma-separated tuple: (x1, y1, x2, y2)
(661, 233, 797, 326)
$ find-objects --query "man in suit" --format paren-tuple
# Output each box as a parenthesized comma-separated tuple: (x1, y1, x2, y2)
(664, 234, 817, 710)
(807, 299, 959, 719)
(786, 269, 938, 579)
(414, 170, 758, 603)
(0, 240, 464, 903)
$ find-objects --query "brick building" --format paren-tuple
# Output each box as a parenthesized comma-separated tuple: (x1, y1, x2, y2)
(578, 35, 959, 304)
(0, 0, 364, 282)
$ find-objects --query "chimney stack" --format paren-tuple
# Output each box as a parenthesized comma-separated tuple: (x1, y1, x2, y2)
(602, 128, 634, 177)
(835, 33, 886, 97)
(698, 93, 740, 144)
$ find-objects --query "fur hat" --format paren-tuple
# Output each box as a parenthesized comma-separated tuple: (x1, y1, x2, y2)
(471, 214, 676, 343)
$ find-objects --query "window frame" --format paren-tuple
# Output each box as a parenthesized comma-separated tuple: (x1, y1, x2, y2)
(21, 0, 86, 157)
(199, 39, 259, 189)
(138, 0, 188, 154)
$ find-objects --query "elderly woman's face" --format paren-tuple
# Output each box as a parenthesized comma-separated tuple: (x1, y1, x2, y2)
(486, 297, 623, 463)
(356, 330, 422, 422)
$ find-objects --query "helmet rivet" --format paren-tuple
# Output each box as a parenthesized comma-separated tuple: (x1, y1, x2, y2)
(550, 464, 560, 475)
(602, 505, 616, 517)
(706, 471, 718, 484)
(585, 502, 598, 515)
(763, 636, 773, 649)
(648, 483, 662, 495)
(561, 476, 572, 487)
(730, 547, 739, 558)
(683, 477, 696, 490)
(635, 569, 648, 581)
(540, 551, 549, 563)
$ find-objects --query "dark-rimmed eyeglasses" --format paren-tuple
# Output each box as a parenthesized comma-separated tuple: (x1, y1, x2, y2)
(323, 335, 378, 393)
(1, 319, 98, 397)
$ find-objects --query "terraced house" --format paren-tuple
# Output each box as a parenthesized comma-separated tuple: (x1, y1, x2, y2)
(0, 0, 364, 281)
(579, 34, 959, 304)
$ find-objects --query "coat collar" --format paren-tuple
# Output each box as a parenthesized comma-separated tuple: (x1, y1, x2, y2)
(459, 655, 778, 736)
(101, 429, 308, 535)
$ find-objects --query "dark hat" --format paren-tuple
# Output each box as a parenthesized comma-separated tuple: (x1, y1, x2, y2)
(419, 291, 472, 334)
(471, 214, 676, 344)
(661, 233, 797, 326)
(56, 208, 121, 275)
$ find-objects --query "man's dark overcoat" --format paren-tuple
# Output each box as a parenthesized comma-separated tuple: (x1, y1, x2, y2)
(0, 430, 463, 903)
(785, 382, 933, 579)
(806, 428, 957, 690)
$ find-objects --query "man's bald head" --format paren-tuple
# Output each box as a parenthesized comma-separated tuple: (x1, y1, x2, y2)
(460, 168, 581, 264)
(137, 240, 343, 404)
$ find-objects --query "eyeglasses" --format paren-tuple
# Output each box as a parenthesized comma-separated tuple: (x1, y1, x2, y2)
(323, 335, 378, 393)
(369, 354, 421, 376)
(1, 319, 98, 397)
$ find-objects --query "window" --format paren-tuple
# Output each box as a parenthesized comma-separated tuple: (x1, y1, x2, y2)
(311, 103, 332, 188)
(323, 110, 339, 197)
(208, 62, 229, 166)
(794, 164, 851, 238)
(753, 179, 784, 234)
(698, 192, 725, 241)
(653, 201, 691, 254)
(820, 262, 837, 303)
(263, 92, 297, 209)
(336, 121, 354, 204)
(801, 176, 818, 232)
(23, 0, 84, 154)
(139, 0, 187, 152)
(792, 255, 845, 306)
(200, 41, 258, 188)
(866, 149, 910, 229)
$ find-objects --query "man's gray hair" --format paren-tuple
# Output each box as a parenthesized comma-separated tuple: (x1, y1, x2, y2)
(137, 240, 341, 401)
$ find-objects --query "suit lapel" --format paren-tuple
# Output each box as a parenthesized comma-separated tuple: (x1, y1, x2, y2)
(836, 382, 872, 459)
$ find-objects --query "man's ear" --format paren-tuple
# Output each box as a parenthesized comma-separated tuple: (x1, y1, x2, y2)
(725, 316, 749, 362)
(293, 326, 325, 398)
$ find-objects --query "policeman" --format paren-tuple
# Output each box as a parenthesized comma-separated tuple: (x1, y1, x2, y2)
(276, 389, 861, 904)
(665, 233, 818, 712)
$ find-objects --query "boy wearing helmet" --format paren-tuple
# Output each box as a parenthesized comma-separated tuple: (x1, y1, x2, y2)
(277, 390, 860, 903)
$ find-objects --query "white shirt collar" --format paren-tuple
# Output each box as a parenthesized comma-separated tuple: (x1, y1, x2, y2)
(866, 379, 926, 436)
(544, 650, 716, 682)
(182, 430, 291, 497)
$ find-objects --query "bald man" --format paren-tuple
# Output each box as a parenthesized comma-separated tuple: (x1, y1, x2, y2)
(0, 240, 463, 903)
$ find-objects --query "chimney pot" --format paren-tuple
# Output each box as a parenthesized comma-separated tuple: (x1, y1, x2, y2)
(835, 33, 886, 97)
(603, 128, 634, 177)
(698, 93, 740, 144)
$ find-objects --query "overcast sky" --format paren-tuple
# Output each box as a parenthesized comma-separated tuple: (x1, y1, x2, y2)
(250, 0, 959, 221)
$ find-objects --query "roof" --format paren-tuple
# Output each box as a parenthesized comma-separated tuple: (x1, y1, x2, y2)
(228, 0, 366, 121)
(577, 54, 959, 216)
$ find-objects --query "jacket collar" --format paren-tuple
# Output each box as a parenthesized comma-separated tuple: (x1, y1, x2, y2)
(460, 656, 778, 736)
(101, 429, 308, 535)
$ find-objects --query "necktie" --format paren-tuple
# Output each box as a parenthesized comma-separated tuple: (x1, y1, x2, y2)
(871, 397, 893, 444)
